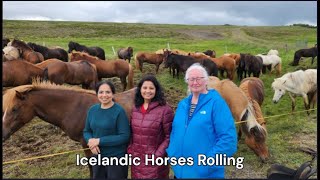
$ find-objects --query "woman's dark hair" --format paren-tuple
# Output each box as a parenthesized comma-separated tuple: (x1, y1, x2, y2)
(135, 74, 166, 108)
(95, 80, 116, 94)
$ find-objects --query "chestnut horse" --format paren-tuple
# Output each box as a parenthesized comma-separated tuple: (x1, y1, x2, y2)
(135, 51, 165, 73)
(35, 58, 63, 69)
(3, 60, 44, 87)
(70, 52, 134, 91)
(68, 41, 106, 60)
(2, 80, 136, 178)
(44, 60, 98, 90)
(224, 53, 241, 66)
(207, 76, 268, 162)
(27, 42, 69, 62)
(117, 47, 134, 63)
(210, 56, 236, 80)
(239, 77, 269, 161)
(8, 39, 44, 64)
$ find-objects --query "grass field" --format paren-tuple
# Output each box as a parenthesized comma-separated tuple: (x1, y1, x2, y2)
(2, 20, 317, 179)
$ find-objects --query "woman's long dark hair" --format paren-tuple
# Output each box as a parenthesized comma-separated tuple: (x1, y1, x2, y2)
(135, 74, 166, 108)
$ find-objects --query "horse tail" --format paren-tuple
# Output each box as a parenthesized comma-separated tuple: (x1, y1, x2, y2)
(128, 64, 134, 89)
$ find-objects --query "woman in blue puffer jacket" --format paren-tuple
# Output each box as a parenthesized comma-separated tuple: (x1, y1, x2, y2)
(166, 63, 237, 179)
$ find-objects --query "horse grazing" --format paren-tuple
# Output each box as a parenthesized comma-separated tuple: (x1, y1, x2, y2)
(70, 52, 134, 91)
(2, 80, 136, 178)
(3, 60, 44, 87)
(163, 50, 218, 78)
(8, 39, 44, 64)
(203, 49, 216, 58)
(3, 46, 20, 61)
(2, 38, 10, 48)
(210, 55, 236, 81)
(135, 51, 165, 73)
(117, 47, 134, 63)
(238, 53, 263, 80)
(27, 42, 68, 62)
(291, 47, 318, 66)
(239, 77, 268, 161)
(256, 54, 282, 76)
(68, 41, 106, 60)
(44, 60, 98, 90)
(272, 69, 317, 116)
(206, 76, 268, 162)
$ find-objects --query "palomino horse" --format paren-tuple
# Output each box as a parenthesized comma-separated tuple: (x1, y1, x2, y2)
(68, 41, 106, 60)
(70, 52, 134, 91)
(210, 55, 236, 81)
(239, 77, 269, 161)
(117, 47, 134, 63)
(3, 60, 44, 87)
(207, 76, 268, 162)
(291, 46, 318, 66)
(44, 60, 98, 90)
(256, 54, 282, 76)
(2, 80, 136, 178)
(135, 51, 165, 73)
(2, 46, 20, 61)
(272, 69, 317, 115)
(8, 39, 44, 64)
(27, 42, 69, 62)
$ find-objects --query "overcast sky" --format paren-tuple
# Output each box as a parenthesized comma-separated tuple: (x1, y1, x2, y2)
(3, 1, 317, 26)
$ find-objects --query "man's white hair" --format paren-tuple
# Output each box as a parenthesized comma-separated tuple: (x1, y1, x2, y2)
(184, 63, 209, 83)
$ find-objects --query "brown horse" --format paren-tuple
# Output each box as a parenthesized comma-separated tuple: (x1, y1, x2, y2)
(117, 47, 134, 63)
(44, 60, 98, 90)
(187, 52, 211, 60)
(8, 39, 44, 64)
(207, 76, 268, 162)
(135, 51, 165, 73)
(210, 56, 236, 80)
(239, 77, 269, 161)
(70, 52, 134, 91)
(35, 58, 63, 69)
(2, 80, 136, 178)
(224, 53, 241, 66)
(3, 60, 44, 87)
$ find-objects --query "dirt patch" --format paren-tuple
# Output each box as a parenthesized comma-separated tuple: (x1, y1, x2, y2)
(177, 29, 224, 40)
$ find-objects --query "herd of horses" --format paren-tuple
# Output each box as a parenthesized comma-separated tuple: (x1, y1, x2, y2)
(2, 37, 318, 177)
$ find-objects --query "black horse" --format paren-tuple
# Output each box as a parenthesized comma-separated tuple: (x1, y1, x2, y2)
(2, 38, 10, 48)
(291, 46, 318, 66)
(238, 53, 263, 80)
(164, 51, 218, 78)
(68, 41, 106, 60)
(117, 47, 133, 63)
(27, 42, 68, 62)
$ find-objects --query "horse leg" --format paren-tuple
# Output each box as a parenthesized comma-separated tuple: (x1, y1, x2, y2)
(155, 64, 160, 74)
(288, 93, 296, 113)
(311, 57, 315, 65)
(120, 77, 127, 91)
(302, 93, 310, 116)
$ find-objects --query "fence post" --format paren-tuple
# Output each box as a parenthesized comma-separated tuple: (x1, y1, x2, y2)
(225, 45, 228, 54)
(167, 43, 171, 50)
(112, 46, 116, 56)
(285, 44, 288, 53)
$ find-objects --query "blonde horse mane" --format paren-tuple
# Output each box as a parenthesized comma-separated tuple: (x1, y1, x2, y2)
(3, 78, 95, 112)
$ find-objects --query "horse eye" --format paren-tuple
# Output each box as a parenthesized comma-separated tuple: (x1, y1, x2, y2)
(279, 89, 282, 91)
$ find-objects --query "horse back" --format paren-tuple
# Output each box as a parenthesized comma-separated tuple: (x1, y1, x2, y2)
(240, 78, 264, 106)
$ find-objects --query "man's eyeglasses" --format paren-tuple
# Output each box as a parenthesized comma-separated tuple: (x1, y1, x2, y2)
(187, 77, 205, 83)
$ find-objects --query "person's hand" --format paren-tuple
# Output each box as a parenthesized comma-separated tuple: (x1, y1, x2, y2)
(90, 146, 100, 155)
(88, 138, 100, 148)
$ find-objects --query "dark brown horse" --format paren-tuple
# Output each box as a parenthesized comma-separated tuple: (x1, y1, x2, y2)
(238, 53, 263, 80)
(291, 46, 318, 66)
(203, 49, 216, 58)
(117, 47, 134, 63)
(44, 60, 98, 90)
(27, 42, 68, 62)
(70, 52, 134, 91)
(68, 41, 106, 60)
(3, 60, 44, 87)
(135, 51, 165, 73)
(8, 39, 44, 64)
(207, 76, 268, 162)
(2, 80, 136, 178)
(239, 77, 269, 161)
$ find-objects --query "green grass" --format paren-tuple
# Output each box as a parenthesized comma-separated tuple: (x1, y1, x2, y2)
(2, 20, 317, 179)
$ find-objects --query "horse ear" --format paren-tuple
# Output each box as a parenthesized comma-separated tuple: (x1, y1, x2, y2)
(15, 91, 26, 100)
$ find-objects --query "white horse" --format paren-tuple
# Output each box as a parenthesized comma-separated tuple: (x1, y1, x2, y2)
(3, 46, 20, 61)
(256, 54, 282, 76)
(267, 49, 279, 56)
(272, 69, 317, 115)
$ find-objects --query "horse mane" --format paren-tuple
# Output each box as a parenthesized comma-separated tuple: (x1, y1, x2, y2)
(12, 39, 32, 50)
(29, 42, 49, 51)
(3, 79, 96, 112)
